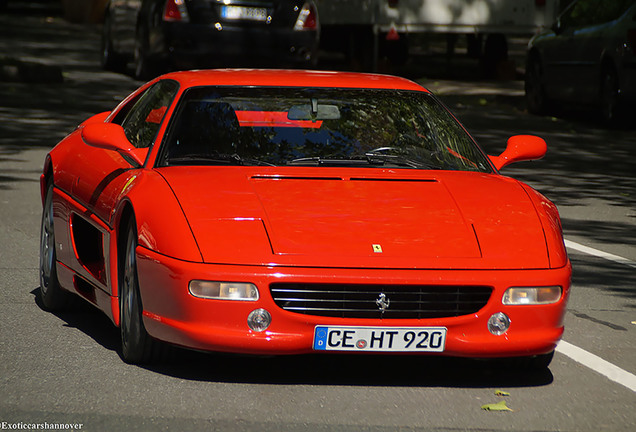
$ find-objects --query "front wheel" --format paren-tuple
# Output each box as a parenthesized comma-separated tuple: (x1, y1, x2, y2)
(119, 218, 157, 364)
(39, 182, 71, 311)
(501, 351, 554, 372)
(524, 351, 554, 370)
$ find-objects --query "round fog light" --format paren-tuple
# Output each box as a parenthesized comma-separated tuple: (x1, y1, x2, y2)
(488, 312, 511, 335)
(247, 308, 271, 332)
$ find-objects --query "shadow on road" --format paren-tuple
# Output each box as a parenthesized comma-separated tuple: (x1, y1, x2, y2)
(0, 1, 138, 156)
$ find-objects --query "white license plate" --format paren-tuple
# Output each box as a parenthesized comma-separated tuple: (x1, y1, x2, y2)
(313, 326, 446, 352)
(221, 5, 268, 21)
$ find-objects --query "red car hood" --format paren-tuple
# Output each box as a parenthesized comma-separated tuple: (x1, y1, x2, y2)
(158, 168, 549, 269)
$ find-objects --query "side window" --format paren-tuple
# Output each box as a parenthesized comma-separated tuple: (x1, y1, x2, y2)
(560, 0, 633, 29)
(560, 0, 602, 29)
(594, 0, 635, 24)
(117, 80, 179, 149)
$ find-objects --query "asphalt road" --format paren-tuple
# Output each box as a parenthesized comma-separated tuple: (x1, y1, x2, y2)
(1, 2, 635, 431)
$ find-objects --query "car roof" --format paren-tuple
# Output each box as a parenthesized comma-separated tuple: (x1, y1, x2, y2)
(159, 69, 430, 93)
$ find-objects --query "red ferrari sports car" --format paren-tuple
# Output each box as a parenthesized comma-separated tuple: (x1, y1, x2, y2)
(39, 69, 571, 366)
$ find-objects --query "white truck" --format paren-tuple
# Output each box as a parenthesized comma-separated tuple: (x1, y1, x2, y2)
(316, 0, 561, 71)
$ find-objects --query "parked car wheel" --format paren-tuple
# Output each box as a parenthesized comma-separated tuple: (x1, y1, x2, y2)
(133, 26, 154, 80)
(600, 66, 622, 126)
(101, 11, 126, 72)
(525, 54, 550, 115)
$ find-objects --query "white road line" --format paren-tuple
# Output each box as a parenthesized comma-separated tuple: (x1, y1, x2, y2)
(560, 240, 636, 392)
(557, 341, 636, 393)
(564, 239, 636, 269)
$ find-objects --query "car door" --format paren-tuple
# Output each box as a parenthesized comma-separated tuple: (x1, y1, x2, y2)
(58, 80, 179, 293)
(540, 0, 607, 103)
(73, 79, 179, 225)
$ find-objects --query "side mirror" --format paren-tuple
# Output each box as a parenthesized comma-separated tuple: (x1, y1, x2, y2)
(81, 123, 145, 167)
(489, 135, 547, 170)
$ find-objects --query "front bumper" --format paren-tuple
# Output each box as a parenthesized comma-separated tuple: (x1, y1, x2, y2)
(136, 246, 571, 358)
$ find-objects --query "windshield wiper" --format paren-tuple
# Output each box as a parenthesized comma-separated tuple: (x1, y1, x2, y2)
(287, 154, 437, 169)
(168, 154, 275, 166)
(364, 152, 437, 169)
(287, 157, 369, 166)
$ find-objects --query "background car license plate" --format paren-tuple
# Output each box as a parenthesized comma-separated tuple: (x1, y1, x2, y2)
(313, 326, 446, 352)
(221, 5, 268, 22)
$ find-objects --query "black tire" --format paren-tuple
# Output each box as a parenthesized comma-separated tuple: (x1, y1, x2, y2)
(119, 217, 157, 364)
(101, 11, 126, 72)
(528, 351, 555, 370)
(483, 33, 508, 77)
(600, 66, 623, 126)
(39, 182, 72, 311)
(502, 351, 554, 371)
(525, 54, 551, 115)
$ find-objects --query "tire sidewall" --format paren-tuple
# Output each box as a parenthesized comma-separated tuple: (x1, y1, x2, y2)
(119, 218, 155, 363)
(39, 182, 65, 310)
(120, 220, 142, 360)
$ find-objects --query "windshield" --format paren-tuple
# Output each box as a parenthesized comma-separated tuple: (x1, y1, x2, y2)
(157, 87, 492, 172)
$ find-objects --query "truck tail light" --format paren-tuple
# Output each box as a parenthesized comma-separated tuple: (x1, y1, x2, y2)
(294, 2, 318, 31)
(163, 0, 189, 22)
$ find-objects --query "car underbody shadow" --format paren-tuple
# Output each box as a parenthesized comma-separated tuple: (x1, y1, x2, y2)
(32, 287, 121, 353)
(147, 348, 554, 389)
(32, 286, 553, 388)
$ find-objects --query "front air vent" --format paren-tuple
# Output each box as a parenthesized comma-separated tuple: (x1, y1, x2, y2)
(349, 178, 437, 183)
(250, 175, 343, 181)
(270, 283, 492, 319)
(70, 214, 106, 284)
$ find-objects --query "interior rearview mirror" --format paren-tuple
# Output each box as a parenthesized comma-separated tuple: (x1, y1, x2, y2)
(288, 100, 341, 121)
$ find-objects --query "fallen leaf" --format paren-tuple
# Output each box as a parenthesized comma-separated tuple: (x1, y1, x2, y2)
(494, 390, 510, 397)
(481, 400, 513, 412)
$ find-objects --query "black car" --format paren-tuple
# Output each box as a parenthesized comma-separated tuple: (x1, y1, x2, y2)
(101, 0, 319, 79)
(525, 0, 636, 124)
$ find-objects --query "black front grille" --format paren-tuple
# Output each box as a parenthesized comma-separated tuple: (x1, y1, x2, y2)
(270, 283, 493, 319)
